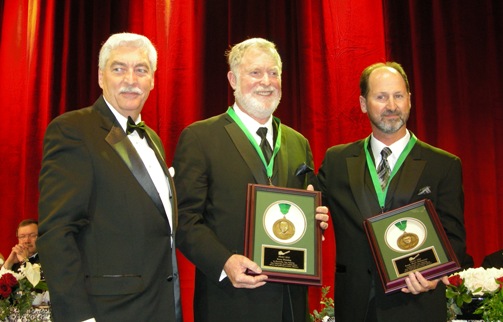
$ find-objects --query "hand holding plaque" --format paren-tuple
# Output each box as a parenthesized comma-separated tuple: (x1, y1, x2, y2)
(363, 199, 460, 293)
(244, 184, 322, 286)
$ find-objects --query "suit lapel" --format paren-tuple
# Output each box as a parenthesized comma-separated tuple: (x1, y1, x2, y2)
(274, 125, 288, 187)
(99, 107, 167, 219)
(225, 119, 269, 185)
(347, 147, 377, 220)
(348, 139, 426, 217)
(386, 144, 426, 209)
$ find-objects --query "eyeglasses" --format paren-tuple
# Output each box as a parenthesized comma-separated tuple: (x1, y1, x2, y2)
(18, 233, 38, 240)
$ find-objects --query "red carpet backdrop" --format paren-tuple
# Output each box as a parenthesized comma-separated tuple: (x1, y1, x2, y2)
(0, 0, 501, 320)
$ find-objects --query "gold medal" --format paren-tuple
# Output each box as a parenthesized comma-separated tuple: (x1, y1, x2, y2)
(272, 203, 296, 240)
(396, 232, 419, 250)
(273, 218, 295, 240)
(395, 220, 419, 250)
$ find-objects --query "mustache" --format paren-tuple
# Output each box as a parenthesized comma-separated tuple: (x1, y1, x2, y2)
(119, 86, 143, 95)
(382, 110, 401, 116)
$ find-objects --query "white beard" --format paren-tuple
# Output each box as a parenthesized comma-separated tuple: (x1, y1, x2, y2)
(234, 86, 281, 120)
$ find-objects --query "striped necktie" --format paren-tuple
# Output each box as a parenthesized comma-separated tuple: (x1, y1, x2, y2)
(377, 147, 392, 190)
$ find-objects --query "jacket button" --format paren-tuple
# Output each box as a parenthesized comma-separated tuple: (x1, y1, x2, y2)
(167, 275, 173, 282)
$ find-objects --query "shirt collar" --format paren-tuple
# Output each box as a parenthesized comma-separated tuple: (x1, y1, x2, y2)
(232, 103, 273, 143)
(370, 130, 411, 169)
(103, 97, 142, 133)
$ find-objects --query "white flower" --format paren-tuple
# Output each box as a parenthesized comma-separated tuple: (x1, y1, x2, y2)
(456, 267, 503, 296)
(0, 266, 23, 281)
(19, 262, 42, 287)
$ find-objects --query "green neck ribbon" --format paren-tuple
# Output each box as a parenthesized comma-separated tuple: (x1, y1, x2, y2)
(278, 203, 291, 215)
(395, 220, 408, 231)
(227, 107, 282, 179)
(364, 133, 418, 209)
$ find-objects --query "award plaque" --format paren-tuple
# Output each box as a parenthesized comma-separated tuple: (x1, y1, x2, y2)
(363, 199, 460, 293)
(244, 184, 322, 286)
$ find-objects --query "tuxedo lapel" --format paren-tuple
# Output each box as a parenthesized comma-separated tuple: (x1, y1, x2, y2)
(225, 120, 269, 185)
(105, 123, 167, 218)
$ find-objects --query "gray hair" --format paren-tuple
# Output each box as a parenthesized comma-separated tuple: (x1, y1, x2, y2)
(99, 33, 157, 72)
(225, 38, 282, 75)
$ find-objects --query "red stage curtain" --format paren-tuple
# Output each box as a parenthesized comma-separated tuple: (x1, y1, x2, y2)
(383, 0, 503, 266)
(1, 1, 501, 321)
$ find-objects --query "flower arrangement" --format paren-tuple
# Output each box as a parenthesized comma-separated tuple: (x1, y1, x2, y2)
(446, 267, 503, 322)
(0, 263, 48, 320)
(310, 286, 335, 322)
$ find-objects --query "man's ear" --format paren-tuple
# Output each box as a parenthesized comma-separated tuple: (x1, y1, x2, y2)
(98, 69, 104, 89)
(227, 71, 237, 89)
(359, 95, 367, 113)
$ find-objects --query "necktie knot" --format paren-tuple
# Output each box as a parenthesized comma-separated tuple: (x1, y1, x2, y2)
(381, 147, 392, 159)
(126, 116, 146, 139)
(256, 127, 268, 140)
(256, 127, 273, 163)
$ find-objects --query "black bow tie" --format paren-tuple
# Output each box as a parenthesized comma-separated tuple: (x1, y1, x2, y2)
(126, 116, 146, 139)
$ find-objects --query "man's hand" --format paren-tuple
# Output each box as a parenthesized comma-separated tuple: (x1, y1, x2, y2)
(3, 244, 29, 269)
(223, 254, 268, 289)
(307, 185, 330, 240)
(401, 271, 449, 294)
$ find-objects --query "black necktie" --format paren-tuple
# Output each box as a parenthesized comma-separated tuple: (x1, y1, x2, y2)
(377, 147, 392, 190)
(256, 127, 273, 163)
(126, 116, 146, 139)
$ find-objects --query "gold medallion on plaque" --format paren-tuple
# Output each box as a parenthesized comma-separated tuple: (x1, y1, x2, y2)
(273, 203, 296, 240)
(384, 217, 427, 253)
(396, 232, 419, 250)
(395, 220, 419, 250)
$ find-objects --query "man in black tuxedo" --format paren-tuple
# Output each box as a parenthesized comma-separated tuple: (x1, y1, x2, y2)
(3, 219, 41, 273)
(37, 33, 181, 322)
(173, 38, 329, 322)
(318, 62, 466, 321)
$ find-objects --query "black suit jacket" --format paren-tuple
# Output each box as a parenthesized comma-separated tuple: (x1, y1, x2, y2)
(318, 135, 466, 322)
(38, 96, 179, 321)
(173, 111, 315, 322)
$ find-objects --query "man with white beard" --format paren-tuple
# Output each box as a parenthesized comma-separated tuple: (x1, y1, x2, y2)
(173, 38, 329, 322)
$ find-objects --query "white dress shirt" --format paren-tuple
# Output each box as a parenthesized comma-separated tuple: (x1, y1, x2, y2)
(370, 130, 411, 171)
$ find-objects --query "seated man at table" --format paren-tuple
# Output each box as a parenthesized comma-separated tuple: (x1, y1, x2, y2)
(3, 219, 42, 274)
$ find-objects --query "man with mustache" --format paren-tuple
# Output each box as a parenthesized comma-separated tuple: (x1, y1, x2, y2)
(318, 62, 466, 321)
(37, 33, 181, 322)
(173, 38, 329, 321)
